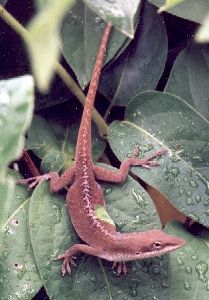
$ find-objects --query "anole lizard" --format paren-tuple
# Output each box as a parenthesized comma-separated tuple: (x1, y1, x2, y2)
(18, 22, 185, 275)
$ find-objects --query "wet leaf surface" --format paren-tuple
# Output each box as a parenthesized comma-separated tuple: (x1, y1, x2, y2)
(108, 91, 209, 227)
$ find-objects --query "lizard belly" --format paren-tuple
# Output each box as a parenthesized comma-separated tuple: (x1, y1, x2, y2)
(66, 181, 116, 249)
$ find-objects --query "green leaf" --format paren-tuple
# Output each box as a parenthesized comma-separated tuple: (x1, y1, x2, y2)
(157, 0, 187, 13)
(25, 115, 106, 173)
(84, 0, 141, 38)
(60, 0, 129, 88)
(29, 171, 169, 300)
(196, 13, 209, 43)
(0, 173, 42, 300)
(26, 0, 75, 91)
(108, 91, 209, 227)
(165, 40, 209, 120)
(98, 2, 167, 106)
(149, 0, 209, 23)
(0, 76, 39, 299)
(166, 222, 209, 299)
(0, 75, 34, 174)
(0, 170, 31, 226)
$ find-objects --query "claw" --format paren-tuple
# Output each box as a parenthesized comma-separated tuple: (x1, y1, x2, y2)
(131, 146, 167, 168)
(132, 145, 141, 158)
(17, 174, 52, 188)
(57, 253, 77, 276)
(140, 160, 160, 168)
(112, 261, 127, 276)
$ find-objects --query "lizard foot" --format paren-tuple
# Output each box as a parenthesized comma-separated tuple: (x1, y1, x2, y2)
(17, 173, 53, 188)
(56, 253, 77, 276)
(131, 146, 167, 169)
(112, 261, 127, 276)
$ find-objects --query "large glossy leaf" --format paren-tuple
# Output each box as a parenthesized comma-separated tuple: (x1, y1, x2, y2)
(84, 0, 141, 37)
(0, 75, 34, 174)
(98, 3, 167, 106)
(28, 170, 173, 300)
(0, 172, 42, 300)
(149, 0, 209, 23)
(25, 115, 106, 173)
(26, 0, 74, 91)
(0, 76, 39, 298)
(60, 0, 130, 89)
(166, 222, 209, 299)
(108, 91, 209, 227)
(165, 41, 209, 120)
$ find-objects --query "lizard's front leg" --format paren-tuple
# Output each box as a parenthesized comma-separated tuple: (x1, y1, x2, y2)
(93, 146, 166, 183)
(112, 261, 127, 276)
(17, 166, 75, 192)
(56, 244, 105, 275)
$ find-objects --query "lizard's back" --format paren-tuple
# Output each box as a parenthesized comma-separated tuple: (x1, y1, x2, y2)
(66, 174, 116, 249)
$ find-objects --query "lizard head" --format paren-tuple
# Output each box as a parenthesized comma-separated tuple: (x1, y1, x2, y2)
(107, 229, 186, 261)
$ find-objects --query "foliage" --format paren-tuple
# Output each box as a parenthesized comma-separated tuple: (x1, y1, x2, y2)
(0, 0, 209, 299)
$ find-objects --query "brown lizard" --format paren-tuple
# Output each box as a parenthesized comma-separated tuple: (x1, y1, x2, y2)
(18, 22, 185, 275)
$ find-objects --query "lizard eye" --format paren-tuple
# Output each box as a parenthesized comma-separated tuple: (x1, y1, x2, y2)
(153, 241, 162, 249)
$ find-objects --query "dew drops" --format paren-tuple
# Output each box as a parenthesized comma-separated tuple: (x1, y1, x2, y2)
(179, 188, 184, 195)
(204, 209, 209, 216)
(90, 276, 96, 282)
(195, 261, 208, 282)
(113, 210, 119, 218)
(188, 213, 199, 222)
(167, 167, 180, 177)
(94, 16, 102, 23)
(161, 280, 170, 288)
(186, 190, 192, 196)
(190, 180, 199, 188)
(132, 188, 147, 209)
(203, 200, 209, 206)
(186, 198, 194, 205)
(176, 256, 184, 266)
(152, 296, 159, 300)
(185, 266, 192, 274)
(152, 266, 161, 275)
(104, 188, 113, 195)
(184, 281, 192, 290)
(130, 288, 138, 297)
(129, 278, 140, 297)
(191, 255, 198, 261)
(196, 195, 201, 203)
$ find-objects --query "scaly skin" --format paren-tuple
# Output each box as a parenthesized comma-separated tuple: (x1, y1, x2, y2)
(18, 23, 185, 276)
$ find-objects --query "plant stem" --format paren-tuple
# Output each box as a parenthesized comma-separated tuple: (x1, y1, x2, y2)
(0, 5, 108, 138)
(22, 149, 41, 176)
(55, 62, 108, 137)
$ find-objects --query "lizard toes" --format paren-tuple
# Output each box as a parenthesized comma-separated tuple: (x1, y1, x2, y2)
(112, 261, 127, 276)
(57, 254, 77, 275)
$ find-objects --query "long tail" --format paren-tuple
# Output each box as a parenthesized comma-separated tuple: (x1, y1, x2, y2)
(75, 23, 112, 160)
